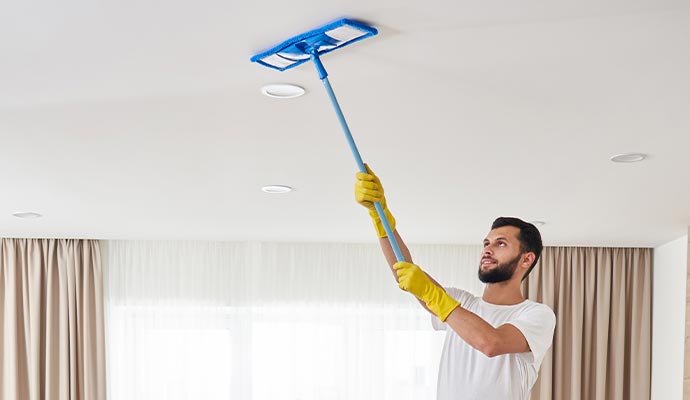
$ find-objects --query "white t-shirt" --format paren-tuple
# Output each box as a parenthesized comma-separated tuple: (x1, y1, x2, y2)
(431, 288, 556, 400)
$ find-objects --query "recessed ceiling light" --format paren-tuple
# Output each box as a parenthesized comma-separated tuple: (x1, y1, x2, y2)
(610, 153, 647, 163)
(260, 83, 306, 99)
(13, 211, 43, 219)
(261, 185, 293, 194)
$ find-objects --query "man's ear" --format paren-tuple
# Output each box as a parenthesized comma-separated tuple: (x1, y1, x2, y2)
(521, 252, 535, 269)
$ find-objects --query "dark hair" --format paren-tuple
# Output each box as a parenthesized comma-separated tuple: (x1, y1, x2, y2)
(491, 217, 543, 280)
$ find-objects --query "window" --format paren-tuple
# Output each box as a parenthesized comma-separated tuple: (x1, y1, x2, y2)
(106, 304, 444, 400)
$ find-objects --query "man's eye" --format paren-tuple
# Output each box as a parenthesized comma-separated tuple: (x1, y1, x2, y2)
(498, 242, 506, 246)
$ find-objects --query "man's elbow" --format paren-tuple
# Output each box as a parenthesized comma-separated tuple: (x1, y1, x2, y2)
(481, 346, 501, 358)
(476, 338, 502, 358)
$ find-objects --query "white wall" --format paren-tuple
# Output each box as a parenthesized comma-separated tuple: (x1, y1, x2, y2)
(651, 234, 688, 400)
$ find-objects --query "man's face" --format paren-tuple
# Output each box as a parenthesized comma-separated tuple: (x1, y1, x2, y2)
(478, 226, 524, 284)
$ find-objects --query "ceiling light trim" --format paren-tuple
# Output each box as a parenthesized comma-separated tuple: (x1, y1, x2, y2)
(13, 211, 43, 219)
(261, 185, 293, 194)
(260, 84, 306, 99)
(610, 153, 647, 163)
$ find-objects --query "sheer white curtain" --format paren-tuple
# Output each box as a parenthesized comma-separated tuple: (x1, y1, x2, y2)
(102, 240, 481, 400)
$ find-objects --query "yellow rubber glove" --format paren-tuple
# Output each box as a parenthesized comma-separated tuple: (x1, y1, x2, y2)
(354, 164, 396, 238)
(394, 262, 460, 321)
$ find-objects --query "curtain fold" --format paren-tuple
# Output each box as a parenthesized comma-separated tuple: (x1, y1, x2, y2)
(0, 238, 106, 400)
(525, 246, 652, 400)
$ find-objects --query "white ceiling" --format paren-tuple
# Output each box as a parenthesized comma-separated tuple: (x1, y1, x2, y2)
(1, 0, 689, 247)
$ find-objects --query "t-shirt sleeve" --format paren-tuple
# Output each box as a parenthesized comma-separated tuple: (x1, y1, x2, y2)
(508, 304, 556, 364)
(431, 287, 475, 331)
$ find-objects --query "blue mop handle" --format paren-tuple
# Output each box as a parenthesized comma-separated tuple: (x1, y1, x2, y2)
(310, 53, 405, 262)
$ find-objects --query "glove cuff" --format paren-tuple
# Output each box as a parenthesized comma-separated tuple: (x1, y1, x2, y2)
(369, 207, 396, 238)
(425, 289, 461, 322)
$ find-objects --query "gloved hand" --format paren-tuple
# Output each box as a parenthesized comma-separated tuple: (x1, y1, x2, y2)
(354, 164, 396, 238)
(394, 262, 461, 321)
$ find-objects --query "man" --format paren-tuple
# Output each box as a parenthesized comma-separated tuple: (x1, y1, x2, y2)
(354, 165, 556, 400)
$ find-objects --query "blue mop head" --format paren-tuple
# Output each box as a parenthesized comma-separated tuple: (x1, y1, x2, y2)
(251, 18, 378, 72)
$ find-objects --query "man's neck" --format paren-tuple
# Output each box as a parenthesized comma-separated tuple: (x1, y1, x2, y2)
(482, 281, 525, 305)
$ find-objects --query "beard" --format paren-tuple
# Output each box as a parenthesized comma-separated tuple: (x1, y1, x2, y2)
(478, 253, 522, 283)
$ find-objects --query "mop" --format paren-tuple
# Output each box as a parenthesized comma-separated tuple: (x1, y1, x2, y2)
(251, 18, 405, 261)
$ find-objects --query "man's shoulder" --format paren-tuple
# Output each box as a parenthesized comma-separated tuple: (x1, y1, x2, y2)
(520, 299, 556, 322)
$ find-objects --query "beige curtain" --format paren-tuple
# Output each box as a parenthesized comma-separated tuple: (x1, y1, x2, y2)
(0, 239, 106, 400)
(524, 246, 652, 400)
